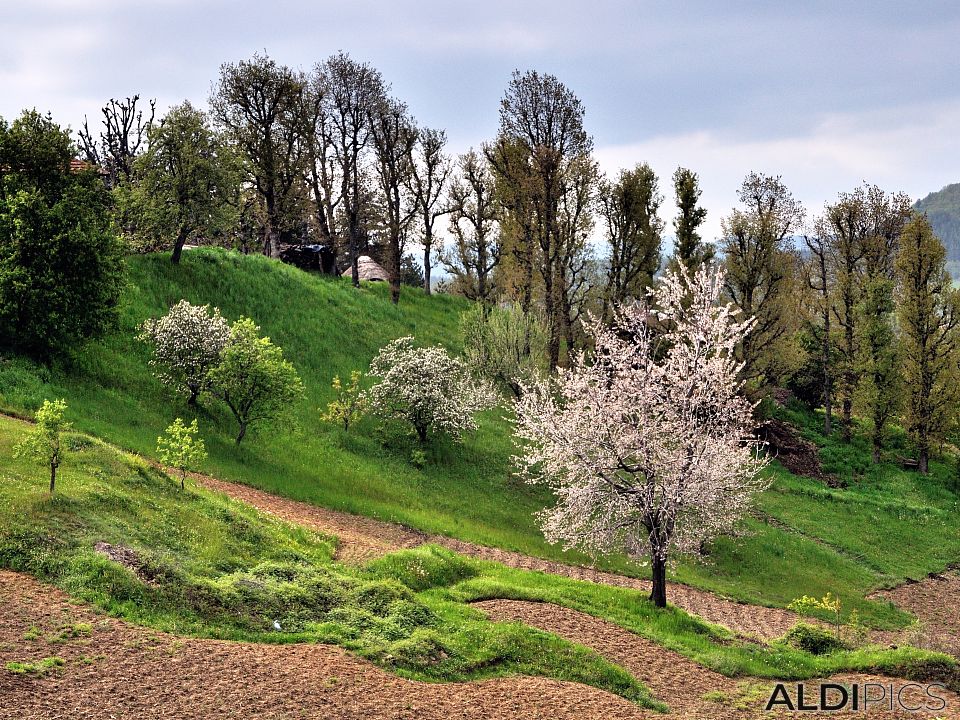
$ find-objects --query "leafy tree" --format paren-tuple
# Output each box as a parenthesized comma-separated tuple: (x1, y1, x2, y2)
(671, 167, 711, 271)
(207, 318, 305, 444)
(802, 225, 834, 434)
(365, 336, 496, 443)
(156, 418, 207, 490)
(599, 163, 663, 319)
(443, 149, 500, 304)
(720, 172, 804, 393)
(14, 399, 70, 494)
(895, 215, 960, 473)
(0, 110, 125, 357)
(461, 304, 548, 399)
(210, 53, 307, 258)
(123, 102, 239, 262)
(139, 300, 231, 405)
(515, 266, 767, 608)
(490, 70, 594, 369)
(321, 370, 366, 431)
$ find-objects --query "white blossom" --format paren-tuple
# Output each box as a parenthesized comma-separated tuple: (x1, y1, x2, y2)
(514, 265, 769, 606)
(139, 300, 231, 404)
(365, 336, 497, 443)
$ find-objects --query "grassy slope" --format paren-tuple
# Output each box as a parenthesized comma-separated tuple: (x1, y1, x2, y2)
(2, 248, 959, 630)
(2, 415, 952, 700)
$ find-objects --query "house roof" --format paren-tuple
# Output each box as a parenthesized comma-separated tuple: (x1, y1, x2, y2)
(342, 255, 389, 282)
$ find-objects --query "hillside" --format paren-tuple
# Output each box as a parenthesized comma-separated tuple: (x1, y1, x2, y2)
(2, 248, 960, 631)
(916, 183, 960, 272)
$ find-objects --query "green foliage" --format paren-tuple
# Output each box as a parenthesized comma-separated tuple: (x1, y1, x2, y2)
(156, 418, 207, 490)
(366, 545, 479, 592)
(915, 182, 960, 264)
(13, 398, 70, 493)
(782, 623, 846, 655)
(120, 101, 239, 259)
(0, 110, 125, 357)
(788, 592, 842, 635)
(460, 303, 548, 398)
(5, 656, 65, 676)
(207, 317, 305, 444)
(320, 370, 366, 431)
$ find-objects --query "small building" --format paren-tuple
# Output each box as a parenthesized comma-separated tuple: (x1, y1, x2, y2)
(342, 255, 388, 282)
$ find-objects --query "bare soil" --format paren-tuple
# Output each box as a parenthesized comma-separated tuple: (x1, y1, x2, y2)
(475, 599, 960, 719)
(0, 571, 652, 720)
(872, 571, 960, 657)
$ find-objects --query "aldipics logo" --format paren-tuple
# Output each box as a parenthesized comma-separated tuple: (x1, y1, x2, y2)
(765, 682, 948, 713)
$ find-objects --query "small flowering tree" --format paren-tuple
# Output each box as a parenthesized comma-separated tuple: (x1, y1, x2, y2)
(514, 266, 768, 608)
(14, 399, 71, 494)
(365, 336, 497, 443)
(156, 418, 207, 491)
(206, 318, 304, 444)
(139, 300, 231, 404)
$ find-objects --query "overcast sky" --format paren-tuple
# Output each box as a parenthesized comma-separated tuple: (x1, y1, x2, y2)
(3, 0, 959, 242)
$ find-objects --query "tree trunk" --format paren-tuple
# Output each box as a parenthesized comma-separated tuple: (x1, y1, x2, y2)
(416, 424, 428, 443)
(872, 441, 881, 464)
(236, 422, 247, 445)
(389, 234, 402, 305)
(919, 450, 929, 474)
(180, 469, 186, 491)
(171, 226, 189, 264)
(423, 231, 432, 295)
(650, 554, 667, 608)
(49, 462, 57, 494)
(822, 309, 832, 436)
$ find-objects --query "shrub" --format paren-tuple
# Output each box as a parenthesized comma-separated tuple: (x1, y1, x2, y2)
(365, 336, 496, 443)
(366, 545, 479, 592)
(321, 370, 366, 432)
(0, 110, 124, 357)
(782, 622, 846, 655)
(139, 300, 230, 404)
(460, 303, 548, 398)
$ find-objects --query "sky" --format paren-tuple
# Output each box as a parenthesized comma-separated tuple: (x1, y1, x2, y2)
(3, 0, 959, 243)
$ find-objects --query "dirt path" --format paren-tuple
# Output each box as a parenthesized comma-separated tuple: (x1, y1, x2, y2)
(0, 571, 655, 720)
(193, 471, 807, 641)
(474, 599, 960, 720)
(872, 571, 960, 657)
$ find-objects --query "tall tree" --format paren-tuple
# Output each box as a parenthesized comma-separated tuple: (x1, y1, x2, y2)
(443, 150, 500, 304)
(720, 172, 804, 392)
(318, 52, 387, 286)
(210, 53, 307, 258)
(895, 215, 960, 474)
(599, 163, 663, 319)
(125, 102, 239, 263)
(557, 154, 598, 350)
(856, 187, 912, 460)
(406, 127, 451, 294)
(371, 98, 417, 304)
(803, 224, 833, 435)
(671, 166, 711, 271)
(79, 95, 155, 188)
(491, 70, 593, 369)
(302, 70, 341, 249)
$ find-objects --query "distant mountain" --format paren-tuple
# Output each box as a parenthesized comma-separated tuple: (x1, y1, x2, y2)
(915, 183, 960, 264)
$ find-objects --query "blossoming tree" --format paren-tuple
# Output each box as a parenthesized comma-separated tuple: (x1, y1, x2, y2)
(365, 336, 496, 443)
(514, 266, 768, 608)
(139, 300, 231, 404)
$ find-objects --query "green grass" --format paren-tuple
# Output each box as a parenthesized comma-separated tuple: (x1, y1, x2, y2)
(1, 247, 959, 633)
(2, 415, 954, 702)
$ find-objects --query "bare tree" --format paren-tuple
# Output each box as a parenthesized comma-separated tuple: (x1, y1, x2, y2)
(318, 52, 387, 286)
(370, 97, 417, 304)
(210, 53, 307, 258)
(79, 95, 155, 187)
(301, 71, 341, 248)
(406, 127, 451, 294)
(443, 149, 500, 304)
(803, 223, 833, 435)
